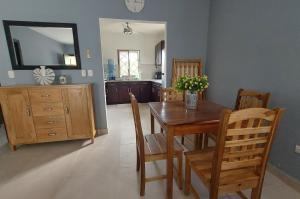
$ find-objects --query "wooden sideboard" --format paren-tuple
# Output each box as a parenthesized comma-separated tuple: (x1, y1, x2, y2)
(0, 84, 96, 151)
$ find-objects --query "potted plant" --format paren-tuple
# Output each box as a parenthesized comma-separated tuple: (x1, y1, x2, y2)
(175, 75, 209, 109)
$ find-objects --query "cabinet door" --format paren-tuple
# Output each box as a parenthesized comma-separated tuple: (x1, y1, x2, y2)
(62, 86, 92, 139)
(130, 84, 140, 101)
(118, 84, 130, 103)
(139, 83, 151, 103)
(106, 84, 119, 105)
(151, 85, 161, 102)
(0, 89, 36, 145)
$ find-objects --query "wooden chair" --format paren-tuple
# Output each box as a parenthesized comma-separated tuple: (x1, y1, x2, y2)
(204, 89, 271, 148)
(185, 108, 284, 199)
(171, 58, 202, 86)
(170, 58, 205, 150)
(129, 93, 184, 196)
(160, 87, 184, 102)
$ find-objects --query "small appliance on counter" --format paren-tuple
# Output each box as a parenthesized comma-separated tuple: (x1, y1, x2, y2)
(154, 71, 163, 79)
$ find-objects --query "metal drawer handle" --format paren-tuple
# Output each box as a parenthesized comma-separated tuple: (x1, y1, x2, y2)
(41, 94, 50, 98)
(48, 132, 57, 136)
(47, 121, 55, 124)
(65, 106, 70, 114)
(26, 105, 31, 117)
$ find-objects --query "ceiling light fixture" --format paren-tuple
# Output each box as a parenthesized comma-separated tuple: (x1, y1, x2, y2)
(123, 22, 133, 35)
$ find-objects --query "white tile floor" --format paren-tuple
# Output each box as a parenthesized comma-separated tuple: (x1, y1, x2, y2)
(0, 104, 299, 199)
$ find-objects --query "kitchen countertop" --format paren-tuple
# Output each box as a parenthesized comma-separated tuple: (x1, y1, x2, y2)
(105, 79, 162, 84)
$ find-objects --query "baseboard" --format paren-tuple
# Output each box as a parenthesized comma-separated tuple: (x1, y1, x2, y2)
(267, 163, 300, 193)
(96, 128, 108, 136)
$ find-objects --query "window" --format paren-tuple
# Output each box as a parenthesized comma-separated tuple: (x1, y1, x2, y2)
(64, 54, 77, 66)
(118, 50, 140, 78)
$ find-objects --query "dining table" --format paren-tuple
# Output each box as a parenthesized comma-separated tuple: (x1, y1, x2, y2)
(148, 100, 226, 199)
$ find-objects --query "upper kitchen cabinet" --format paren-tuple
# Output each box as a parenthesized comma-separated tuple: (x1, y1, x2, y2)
(155, 40, 165, 67)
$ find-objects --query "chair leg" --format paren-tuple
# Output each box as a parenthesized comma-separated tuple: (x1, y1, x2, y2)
(160, 127, 164, 134)
(181, 136, 185, 145)
(251, 186, 263, 199)
(209, 189, 219, 199)
(203, 134, 209, 148)
(184, 158, 191, 195)
(177, 153, 183, 190)
(140, 164, 146, 196)
(136, 148, 140, 171)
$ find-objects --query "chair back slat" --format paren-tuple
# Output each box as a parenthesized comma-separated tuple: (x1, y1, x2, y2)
(171, 58, 202, 87)
(235, 89, 270, 110)
(212, 108, 284, 189)
(130, 93, 145, 155)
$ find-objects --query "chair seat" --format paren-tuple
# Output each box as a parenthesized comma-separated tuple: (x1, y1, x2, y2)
(186, 149, 260, 193)
(144, 133, 183, 156)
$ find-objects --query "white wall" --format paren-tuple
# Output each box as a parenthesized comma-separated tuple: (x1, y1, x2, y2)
(101, 31, 165, 79)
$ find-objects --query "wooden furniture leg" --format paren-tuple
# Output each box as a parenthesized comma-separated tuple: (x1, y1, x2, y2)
(9, 143, 16, 151)
(136, 147, 140, 171)
(140, 162, 146, 196)
(185, 157, 191, 195)
(203, 134, 209, 148)
(151, 113, 154, 134)
(166, 127, 174, 199)
(177, 152, 183, 190)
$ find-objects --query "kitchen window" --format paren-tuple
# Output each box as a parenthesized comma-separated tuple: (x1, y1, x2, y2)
(118, 50, 140, 78)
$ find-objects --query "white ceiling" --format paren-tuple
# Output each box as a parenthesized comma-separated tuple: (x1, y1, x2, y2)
(29, 27, 74, 44)
(100, 20, 165, 35)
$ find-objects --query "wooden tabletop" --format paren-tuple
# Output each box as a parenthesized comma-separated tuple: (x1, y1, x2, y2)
(149, 101, 227, 126)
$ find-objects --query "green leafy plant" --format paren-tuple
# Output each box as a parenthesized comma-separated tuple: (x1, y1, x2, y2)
(175, 75, 209, 93)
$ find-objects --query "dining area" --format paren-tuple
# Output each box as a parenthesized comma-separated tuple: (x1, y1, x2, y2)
(128, 58, 285, 199)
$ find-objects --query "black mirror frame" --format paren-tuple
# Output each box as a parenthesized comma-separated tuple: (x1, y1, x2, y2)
(3, 20, 81, 70)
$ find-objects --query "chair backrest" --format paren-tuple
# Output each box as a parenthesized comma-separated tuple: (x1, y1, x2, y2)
(129, 93, 145, 157)
(160, 88, 184, 102)
(235, 89, 270, 110)
(211, 108, 284, 191)
(171, 58, 202, 87)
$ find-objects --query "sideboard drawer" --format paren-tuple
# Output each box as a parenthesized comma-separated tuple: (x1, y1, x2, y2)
(36, 127, 67, 142)
(29, 88, 62, 103)
(34, 115, 66, 129)
(31, 102, 64, 116)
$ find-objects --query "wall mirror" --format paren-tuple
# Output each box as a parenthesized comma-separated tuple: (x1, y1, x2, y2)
(3, 20, 81, 70)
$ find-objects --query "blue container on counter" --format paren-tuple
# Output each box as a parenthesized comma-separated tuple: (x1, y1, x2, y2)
(107, 59, 116, 80)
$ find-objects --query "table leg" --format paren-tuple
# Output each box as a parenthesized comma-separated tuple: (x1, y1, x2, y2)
(166, 127, 174, 199)
(151, 113, 154, 134)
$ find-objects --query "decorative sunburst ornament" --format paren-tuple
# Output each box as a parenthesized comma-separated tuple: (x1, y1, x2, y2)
(33, 66, 55, 85)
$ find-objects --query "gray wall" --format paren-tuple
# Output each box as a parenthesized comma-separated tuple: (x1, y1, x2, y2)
(206, 0, 300, 180)
(0, 0, 210, 129)
(63, 44, 75, 55)
(11, 26, 65, 65)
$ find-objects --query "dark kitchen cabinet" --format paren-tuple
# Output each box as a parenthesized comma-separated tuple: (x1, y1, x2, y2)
(130, 84, 141, 101)
(155, 40, 165, 66)
(105, 81, 158, 105)
(139, 82, 152, 103)
(151, 82, 161, 102)
(118, 84, 131, 103)
(106, 83, 119, 105)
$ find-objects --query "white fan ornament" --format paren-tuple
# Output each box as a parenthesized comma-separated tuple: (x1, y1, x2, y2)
(33, 66, 55, 85)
